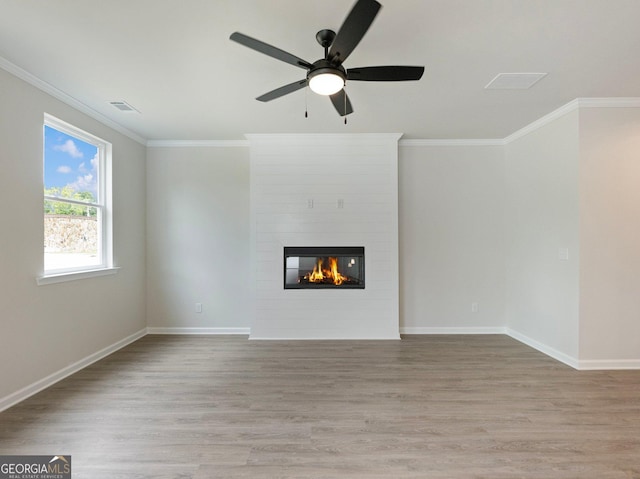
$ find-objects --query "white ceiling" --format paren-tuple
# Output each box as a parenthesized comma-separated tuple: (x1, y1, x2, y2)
(1, 0, 640, 141)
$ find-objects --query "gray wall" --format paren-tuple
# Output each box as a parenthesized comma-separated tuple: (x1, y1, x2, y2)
(504, 109, 581, 360)
(146, 146, 251, 330)
(399, 144, 506, 332)
(578, 107, 640, 362)
(504, 106, 640, 366)
(0, 68, 147, 401)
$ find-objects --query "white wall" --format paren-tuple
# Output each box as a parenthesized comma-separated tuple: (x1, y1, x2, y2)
(0, 68, 147, 404)
(146, 146, 251, 331)
(248, 134, 400, 339)
(504, 110, 581, 362)
(578, 107, 640, 363)
(398, 144, 506, 333)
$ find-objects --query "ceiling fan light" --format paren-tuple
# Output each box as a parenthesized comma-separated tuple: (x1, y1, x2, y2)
(309, 72, 344, 96)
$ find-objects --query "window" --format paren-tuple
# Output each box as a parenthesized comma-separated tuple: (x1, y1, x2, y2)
(42, 114, 113, 278)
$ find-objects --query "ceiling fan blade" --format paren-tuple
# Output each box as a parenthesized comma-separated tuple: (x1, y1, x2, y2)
(330, 89, 354, 116)
(328, 0, 381, 65)
(230, 32, 314, 70)
(256, 79, 308, 102)
(347, 66, 425, 81)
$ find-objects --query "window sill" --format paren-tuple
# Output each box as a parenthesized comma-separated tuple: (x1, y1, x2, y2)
(37, 267, 120, 286)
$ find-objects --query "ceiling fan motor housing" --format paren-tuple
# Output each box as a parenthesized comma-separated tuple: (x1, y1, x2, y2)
(308, 60, 346, 83)
(307, 60, 347, 95)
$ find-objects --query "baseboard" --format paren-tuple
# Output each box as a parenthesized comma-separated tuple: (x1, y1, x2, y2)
(147, 327, 251, 335)
(505, 328, 580, 370)
(0, 328, 147, 413)
(249, 336, 402, 340)
(576, 359, 640, 370)
(400, 327, 507, 335)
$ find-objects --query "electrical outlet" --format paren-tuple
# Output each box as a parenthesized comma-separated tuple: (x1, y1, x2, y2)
(195, 303, 202, 313)
(471, 302, 479, 313)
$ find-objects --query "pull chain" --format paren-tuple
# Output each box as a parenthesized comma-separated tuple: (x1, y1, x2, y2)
(304, 86, 308, 118)
(344, 89, 347, 124)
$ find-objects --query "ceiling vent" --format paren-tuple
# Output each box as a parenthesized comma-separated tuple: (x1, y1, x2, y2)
(485, 73, 547, 90)
(109, 101, 140, 113)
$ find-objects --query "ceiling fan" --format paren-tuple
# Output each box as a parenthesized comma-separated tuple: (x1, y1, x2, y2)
(230, 0, 424, 117)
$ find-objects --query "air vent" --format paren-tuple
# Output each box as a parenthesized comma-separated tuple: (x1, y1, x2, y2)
(485, 73, 547, 90)
(108, 101, 140, 113)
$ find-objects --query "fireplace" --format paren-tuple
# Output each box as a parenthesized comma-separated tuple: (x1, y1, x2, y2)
(284, 247, 365, 289)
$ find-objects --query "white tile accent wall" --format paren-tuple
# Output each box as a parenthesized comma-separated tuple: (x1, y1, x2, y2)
(248, 134, 401, 339)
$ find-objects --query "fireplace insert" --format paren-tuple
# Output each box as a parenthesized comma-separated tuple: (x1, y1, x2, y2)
(284, 246, 365, 289)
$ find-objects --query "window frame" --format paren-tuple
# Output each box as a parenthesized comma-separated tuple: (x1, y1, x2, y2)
(39, 114, 116, 284)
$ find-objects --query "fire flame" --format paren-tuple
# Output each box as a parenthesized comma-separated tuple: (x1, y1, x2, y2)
(304, 257, 348, 285)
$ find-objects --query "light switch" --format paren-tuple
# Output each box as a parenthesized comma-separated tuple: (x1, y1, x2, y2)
(558, 248, 569, 261)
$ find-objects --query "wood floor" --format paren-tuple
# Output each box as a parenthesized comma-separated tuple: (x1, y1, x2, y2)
(1, 335, 639, 478)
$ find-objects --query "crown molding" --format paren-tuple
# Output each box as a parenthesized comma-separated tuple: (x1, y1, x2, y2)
(0, 56, 147, 146)
(577, 97, 640, 108)
(502, 99, 580, 144)
(503, 97, 640, 145)
(245, 133, 403, 145)
(399, 139, 504, 147)
(149, 138, 503, 148)
(147, 140, 250, 148)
